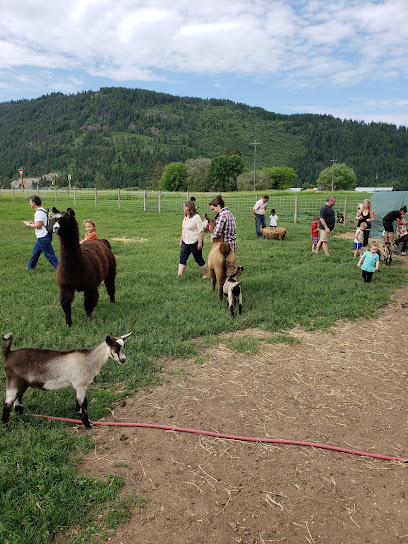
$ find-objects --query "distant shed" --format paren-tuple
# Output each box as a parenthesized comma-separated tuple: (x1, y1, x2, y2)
(354, 187, 394, 192)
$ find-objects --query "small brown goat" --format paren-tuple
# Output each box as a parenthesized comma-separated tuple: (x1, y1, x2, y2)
(2, 332, 131, 428)
(262, 227, 287, 240)
(53, 208, 116, 327)
(383, 241, 393, 265)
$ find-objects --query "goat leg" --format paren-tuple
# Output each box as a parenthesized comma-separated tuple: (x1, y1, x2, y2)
(75, 388, 92, 429)
(84, 289, 99, 321)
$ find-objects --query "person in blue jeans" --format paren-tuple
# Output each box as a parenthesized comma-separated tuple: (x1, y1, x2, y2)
(253, 195, 269, 237)
(23, 195, 59, 270)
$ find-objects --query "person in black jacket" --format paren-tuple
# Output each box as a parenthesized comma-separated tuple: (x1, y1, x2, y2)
(382, 205, 407, 245)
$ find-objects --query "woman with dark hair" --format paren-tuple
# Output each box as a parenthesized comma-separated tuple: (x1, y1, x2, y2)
(23, 195, 59, 270)
(209, 195, 237, 252)
(178, 201, 209, 277)
(383, 205, 408, 245)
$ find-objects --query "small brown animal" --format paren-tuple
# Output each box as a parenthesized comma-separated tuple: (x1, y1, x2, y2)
(262, 227, 287, 240)
(383, 241, 393, 265)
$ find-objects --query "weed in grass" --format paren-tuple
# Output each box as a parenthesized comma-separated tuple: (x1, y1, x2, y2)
(263, 334, 301, 345)
(225, 337, 260, 354)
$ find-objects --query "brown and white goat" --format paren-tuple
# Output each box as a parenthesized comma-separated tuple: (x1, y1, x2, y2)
(383, 241, 393, 265)
(2, 332, 131, 428)
(223, 266, 244, 318)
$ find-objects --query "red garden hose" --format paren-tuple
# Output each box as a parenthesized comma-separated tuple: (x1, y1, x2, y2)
(30, 414, 408, 463)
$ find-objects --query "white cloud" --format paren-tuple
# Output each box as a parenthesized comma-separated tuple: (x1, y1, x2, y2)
(1, 1, 408, 124)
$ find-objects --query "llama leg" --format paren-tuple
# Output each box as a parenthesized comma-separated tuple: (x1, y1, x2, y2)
(75, 387, 91, 428)
(104, 272, 116, 303)
(84, 289, 99, 320)
(2, 386, 19, 424)
(210, 269, 216, 292)
(60, 289, 74, 327)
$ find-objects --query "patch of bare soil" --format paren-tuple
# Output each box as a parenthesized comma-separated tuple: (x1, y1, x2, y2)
(78, 284, 408, 544)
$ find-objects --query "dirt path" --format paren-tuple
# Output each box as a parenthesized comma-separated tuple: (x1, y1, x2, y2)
(78, 281, 408, 544)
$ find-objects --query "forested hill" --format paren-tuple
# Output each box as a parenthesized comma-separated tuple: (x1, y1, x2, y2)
(1, 87, 407, 189)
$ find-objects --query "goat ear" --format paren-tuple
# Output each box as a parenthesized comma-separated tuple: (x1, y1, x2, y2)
(67, 208, 76, 217)
(105, 335, 112, 345)
(52, 207, 60, 214)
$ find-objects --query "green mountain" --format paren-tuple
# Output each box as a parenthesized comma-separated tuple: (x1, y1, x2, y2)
(0, 87, 407, 189)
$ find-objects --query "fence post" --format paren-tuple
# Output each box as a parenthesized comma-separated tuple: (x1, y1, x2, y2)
(37, 183, 39, 195)
(344, 196, 348, 225)
(158, 190, 161, 213)
(95, 188, 98, 207)
(144, 190, 147, 211)
(294, 194, 298, 223)
(12, 186, 14, 201)
(118, 188, 121, 209)
(186, 191, 189, 201)
(55, 185, 57, 204)
(74, 186, 77, 206)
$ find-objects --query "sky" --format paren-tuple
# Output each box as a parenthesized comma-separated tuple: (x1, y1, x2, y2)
(1, 0, 408, 127)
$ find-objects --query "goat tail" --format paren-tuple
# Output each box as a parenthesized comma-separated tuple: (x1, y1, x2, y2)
(3, 333, 13, 356)
(219, 242, 232, 260)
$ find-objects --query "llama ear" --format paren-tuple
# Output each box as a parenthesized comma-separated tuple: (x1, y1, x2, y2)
(67, 208, 76, 217)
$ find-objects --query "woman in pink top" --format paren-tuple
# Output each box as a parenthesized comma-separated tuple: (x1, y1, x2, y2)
(178, 201, 210, 278)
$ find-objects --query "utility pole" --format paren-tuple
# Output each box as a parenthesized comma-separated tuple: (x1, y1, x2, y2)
(330, 158, 337, 192)
(250, 142, 261, 191)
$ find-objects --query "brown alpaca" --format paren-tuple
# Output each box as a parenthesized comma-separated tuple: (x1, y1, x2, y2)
(53, 208, 116, 327)
(207, 217, 236, 300)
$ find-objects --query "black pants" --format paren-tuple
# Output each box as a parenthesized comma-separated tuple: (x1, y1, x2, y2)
(362, 270, 373, 282)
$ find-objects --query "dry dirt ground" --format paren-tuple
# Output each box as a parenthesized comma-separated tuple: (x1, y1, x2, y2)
(77, 264, 408, 544)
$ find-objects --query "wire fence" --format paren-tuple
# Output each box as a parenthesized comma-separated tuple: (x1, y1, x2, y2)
(3, 188, 366, 224)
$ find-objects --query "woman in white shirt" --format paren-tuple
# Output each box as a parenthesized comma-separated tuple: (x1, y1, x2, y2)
(178, 201, 210, 277)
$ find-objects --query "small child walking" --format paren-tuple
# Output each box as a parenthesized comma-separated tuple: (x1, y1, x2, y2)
(357, 241, 379, 282)
(269, 209, 278, 227)
(354, 222, 366, 257)
(311, 215, 319, 252)
(202, 212, 210, 232)
(83, 219, 98, 242)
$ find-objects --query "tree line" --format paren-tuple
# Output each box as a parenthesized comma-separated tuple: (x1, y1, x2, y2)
(0, 87, 407, 190)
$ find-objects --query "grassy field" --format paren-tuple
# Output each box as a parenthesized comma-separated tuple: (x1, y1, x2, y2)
(0, 195, 406, 543)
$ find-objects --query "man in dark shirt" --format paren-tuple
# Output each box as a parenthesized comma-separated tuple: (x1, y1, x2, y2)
(383, 206, 407, 245)
(316, 196, 336, 256)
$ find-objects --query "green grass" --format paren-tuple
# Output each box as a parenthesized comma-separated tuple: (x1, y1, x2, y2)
(0, 194, 406, 543)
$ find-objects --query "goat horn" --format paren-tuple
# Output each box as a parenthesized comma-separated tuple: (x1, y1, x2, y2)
(119, 332, 132, 340)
